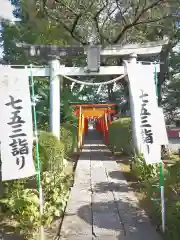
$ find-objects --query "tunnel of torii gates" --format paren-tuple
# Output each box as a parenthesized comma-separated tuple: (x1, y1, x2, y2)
(72, 103, 117, 148)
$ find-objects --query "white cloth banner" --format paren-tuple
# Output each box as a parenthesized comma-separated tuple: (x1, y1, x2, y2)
(0, 67, 36, 181)
(126, 62, 162, 164)
(155, 107, 169, 145)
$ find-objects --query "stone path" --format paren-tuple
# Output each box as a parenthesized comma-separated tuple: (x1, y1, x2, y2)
(60, 131, 161, 240)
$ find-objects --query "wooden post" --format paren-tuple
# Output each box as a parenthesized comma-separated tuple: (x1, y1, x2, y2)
(105, 112, 109, 144)
(81, 114, 84, 147)
(78, 106, 82, 149)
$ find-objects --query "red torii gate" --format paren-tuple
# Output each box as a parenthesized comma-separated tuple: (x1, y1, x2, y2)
(72, 103, 117, 148)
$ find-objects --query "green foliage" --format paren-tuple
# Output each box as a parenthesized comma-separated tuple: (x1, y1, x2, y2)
(42, 170, 73, 223)
(141, 161, 180, 240)
(165, 201, 180, 240)
(31, 0, 176, 45)
(61, 122, 78, 154)
(0, 130, 75, 239)
(0, 188, 40, 239)
(0, 170, 73, 239)
(165, 161, 180, 190)
(37, 131, 66, 172)
(108, 117, 132, 155)
(131, 154, 159, 181)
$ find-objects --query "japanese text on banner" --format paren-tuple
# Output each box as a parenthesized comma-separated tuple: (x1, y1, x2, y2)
(0, 69, 36, 181)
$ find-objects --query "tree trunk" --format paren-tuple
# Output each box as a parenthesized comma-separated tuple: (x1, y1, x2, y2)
(158, 42, 174, 105)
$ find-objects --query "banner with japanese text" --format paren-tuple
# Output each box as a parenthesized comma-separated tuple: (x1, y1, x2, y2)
(126, 63, 163, 164)
(0, 67, 36, 180)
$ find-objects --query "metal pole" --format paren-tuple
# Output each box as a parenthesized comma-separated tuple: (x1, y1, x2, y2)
(154, 62, 165, 233)
(49, 59, 61, 139)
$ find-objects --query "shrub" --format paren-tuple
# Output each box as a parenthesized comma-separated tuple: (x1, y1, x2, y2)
(165, 201, 180, 240)
(61, 122, 77, 155)
(131, 154, 159, 181)
(108, 117, 132, 155)
(42, 169, 73, 224)
(37, 131, 66, 172)
(0, 131, 74, 239)
(0, 188, 41, 239)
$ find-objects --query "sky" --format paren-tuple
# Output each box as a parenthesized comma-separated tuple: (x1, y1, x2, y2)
(0, 0, 14, 21)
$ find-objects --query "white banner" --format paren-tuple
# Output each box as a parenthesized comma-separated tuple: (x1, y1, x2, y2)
(0, 68, 36, 181)
(155, 107, 169, 145)
(126, 62, 162, 164)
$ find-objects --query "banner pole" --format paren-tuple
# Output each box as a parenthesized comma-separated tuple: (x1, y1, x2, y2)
(154, 62, 165, 233)
(29, 65, 44, 239)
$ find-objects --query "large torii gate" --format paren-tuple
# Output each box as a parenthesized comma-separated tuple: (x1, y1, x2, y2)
(8, 41, 167, 143)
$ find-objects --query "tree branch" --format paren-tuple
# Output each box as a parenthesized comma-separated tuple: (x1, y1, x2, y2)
(115, 0, 128, 24)
(43, 0, 98, 45)
(101, 7, 118, 29)
(93, 0, 111, 44)
(93, 17, 111, 44)
(54, 0, 79, 15)
(113, 0, 167, 43)
(43, 7, 86, 45)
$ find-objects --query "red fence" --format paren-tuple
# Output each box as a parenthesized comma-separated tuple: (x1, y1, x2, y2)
(167, 129, 180, 138)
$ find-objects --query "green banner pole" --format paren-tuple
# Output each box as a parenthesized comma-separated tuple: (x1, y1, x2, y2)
(154, 62, 165, 233)
(29, 65, 44, 239)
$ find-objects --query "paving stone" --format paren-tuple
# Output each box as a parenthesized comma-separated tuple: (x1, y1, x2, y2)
(92, 235, 125, 240)
(92, 211, 124, 236)
(60, 131, 162, 240)
(68, 188, 91, 203)
(124, 222, 161, 240)
(65, 199, 91, 215)
(92, 201, 117, 214)
(60, 213, 92, 236)
(92, 192, 114, 203)
(61, 234, 92, 240)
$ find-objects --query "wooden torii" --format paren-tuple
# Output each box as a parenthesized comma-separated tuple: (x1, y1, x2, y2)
(72, 103, 117, 148)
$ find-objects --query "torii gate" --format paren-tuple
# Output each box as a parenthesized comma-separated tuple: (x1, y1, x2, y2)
(72, 103, 117, 148)
(0, 41, 168, 235)
(9, 41, 166, 146)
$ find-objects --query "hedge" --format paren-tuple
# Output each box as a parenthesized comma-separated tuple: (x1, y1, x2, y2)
(0, 123, 77, 239)
(108, 118, 180, 240)
(108, 117, 132, 155)
(61, 122, 78, 155)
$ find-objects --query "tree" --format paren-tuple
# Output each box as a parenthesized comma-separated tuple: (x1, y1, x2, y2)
(162, 31, 180, 120)
(2, 0, 179, 115)
(1, 0, 74, 64)
(27, 0, 177, 45)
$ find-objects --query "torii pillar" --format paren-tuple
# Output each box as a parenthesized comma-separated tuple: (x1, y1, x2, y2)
(49, 58, 61, 140)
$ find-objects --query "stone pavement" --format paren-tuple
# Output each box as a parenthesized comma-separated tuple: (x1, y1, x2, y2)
(60, 130, 161, 240)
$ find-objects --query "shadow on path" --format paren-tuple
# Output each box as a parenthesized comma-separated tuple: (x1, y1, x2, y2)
(77, 180, 161, 240)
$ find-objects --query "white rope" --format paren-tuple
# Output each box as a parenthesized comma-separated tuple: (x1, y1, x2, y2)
(60, 74, 126, 86)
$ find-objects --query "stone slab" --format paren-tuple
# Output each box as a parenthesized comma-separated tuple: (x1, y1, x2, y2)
(61, 234, 92, 240)
(60, 214, 92, 236)
(92, 211, 124, 236)
(60, 131, 162, 240)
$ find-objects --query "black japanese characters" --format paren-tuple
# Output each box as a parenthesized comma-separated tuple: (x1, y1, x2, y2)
(139, 90, 153, 153)
(5, 95, 29, 169)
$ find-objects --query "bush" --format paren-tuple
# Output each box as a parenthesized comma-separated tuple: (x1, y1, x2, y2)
(108, 117, 132, 155)
(0, 131, 74, 239)
(61, 122, 77, 155)
(132, 158, 180, 240)
(37, 131, 66, 172)
(165, 201, 180, 240)
(131, 154, 159, 181)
